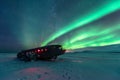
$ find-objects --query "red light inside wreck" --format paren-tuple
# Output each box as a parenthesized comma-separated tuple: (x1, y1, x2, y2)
(45, 49, 47, 51)
(41, 49, 43, 52)
(37, 49, 40, 53)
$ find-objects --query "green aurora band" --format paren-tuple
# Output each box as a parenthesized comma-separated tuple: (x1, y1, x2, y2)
(69, 23, 120, 44)
(41, 1, 120, 48)
(63, 23, 120, 49)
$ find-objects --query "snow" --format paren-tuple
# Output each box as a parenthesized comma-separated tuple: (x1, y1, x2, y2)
(0, 52, 120, 80)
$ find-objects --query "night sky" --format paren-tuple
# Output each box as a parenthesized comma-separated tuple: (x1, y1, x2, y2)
(0, 0, 120, 52)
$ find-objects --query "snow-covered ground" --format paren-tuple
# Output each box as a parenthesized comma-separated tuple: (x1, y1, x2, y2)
(0, 52, 120, 80)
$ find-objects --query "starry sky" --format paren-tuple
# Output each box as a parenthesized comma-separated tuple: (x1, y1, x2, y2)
(0, 0, 120, 52)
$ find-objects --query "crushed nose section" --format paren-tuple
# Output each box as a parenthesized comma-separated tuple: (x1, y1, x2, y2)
(17, 45, 66, 61)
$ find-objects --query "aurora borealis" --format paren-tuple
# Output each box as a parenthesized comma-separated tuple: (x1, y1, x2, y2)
(0, 0, 120, 52)
(41, 0, 120, 49)
(41, 1, 120, 46)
